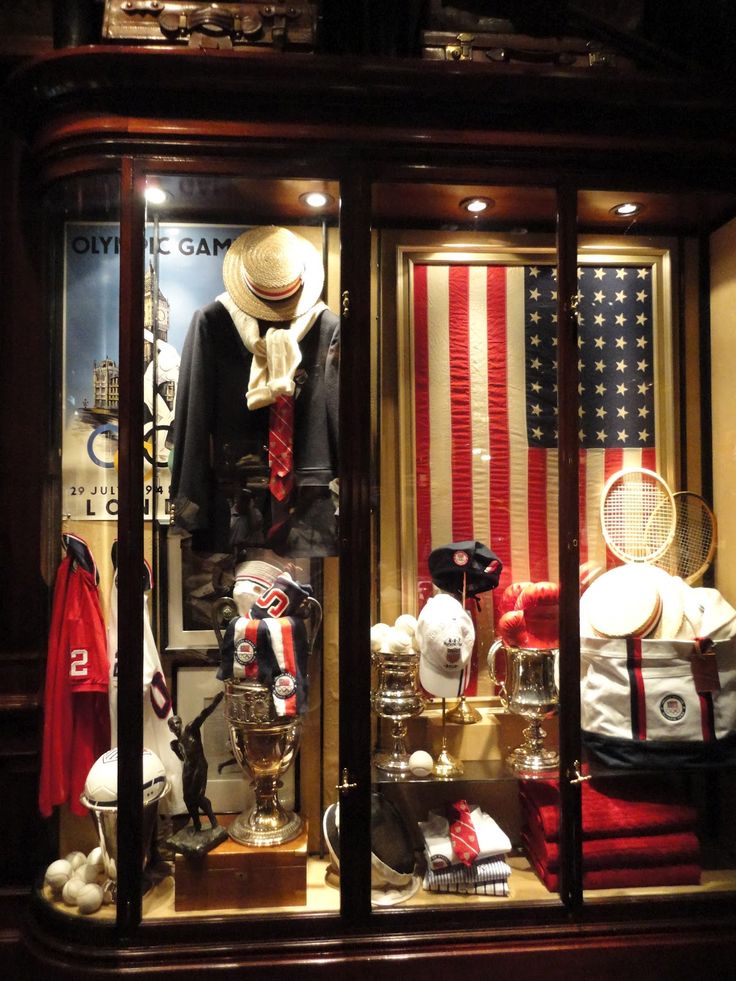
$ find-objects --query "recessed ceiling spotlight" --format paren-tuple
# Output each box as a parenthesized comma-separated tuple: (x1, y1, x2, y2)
(144, 186, 168, 206)
(460, 196, 495, 215)
(610, 201, 644, 217)
(300, 191, 334, 209)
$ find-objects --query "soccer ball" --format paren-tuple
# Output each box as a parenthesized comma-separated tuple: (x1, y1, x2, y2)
(82, 748, 167, 808)
(141, 747, 167, 805)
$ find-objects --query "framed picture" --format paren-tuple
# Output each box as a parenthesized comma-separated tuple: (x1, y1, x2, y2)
(163, 529, 224, 652)
(172, 665, 295, 815)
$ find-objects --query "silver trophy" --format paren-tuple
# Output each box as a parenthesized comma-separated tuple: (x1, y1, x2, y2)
(224, 679, 303, 846)
(371, 649, 426, 774)
(488, 640, 559, 772)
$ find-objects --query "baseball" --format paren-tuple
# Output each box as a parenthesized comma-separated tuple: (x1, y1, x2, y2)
(61, 876, 85, 907)
(394, 614, 418, 636)
(80, 861, 103, 884)
(65, 850, 87, 871)
(370, 623, 391, 652)
(44, 859, 72, 893)
(76, 882, 104, 915)
(409, 750, 434, 778)
(387, 628, 413, 653)
(87, 846, 105, 870)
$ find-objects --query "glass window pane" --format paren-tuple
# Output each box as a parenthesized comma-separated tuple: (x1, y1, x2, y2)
(140, 173, 341, 919)
(40, 172, 121, 917)
(578, 187, 736, 903)
(370, 183, 564, 912)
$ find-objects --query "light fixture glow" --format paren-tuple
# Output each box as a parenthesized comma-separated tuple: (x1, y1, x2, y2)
(460, 196, 494, 215)
(610, 201, 643, 217)
(144, 186, 168, 206)
(300, 191, 333, 209)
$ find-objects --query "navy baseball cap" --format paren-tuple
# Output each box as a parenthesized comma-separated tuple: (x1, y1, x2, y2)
(428, 541, 502, 597)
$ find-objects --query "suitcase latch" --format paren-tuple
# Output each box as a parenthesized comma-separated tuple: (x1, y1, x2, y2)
(261, 5, 302, 48)
(445, 33, 474, 61)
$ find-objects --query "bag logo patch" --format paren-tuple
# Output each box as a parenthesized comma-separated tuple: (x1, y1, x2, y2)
(659, 693, 687, 722)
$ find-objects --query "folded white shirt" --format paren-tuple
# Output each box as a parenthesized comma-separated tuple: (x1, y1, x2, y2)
(419, 807, 511, 869)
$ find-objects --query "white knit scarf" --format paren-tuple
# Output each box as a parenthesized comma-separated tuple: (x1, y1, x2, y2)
(218, 291, 326, 410)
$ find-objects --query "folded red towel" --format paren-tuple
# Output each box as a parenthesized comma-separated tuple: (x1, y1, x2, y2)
(519, 777, 698, 841)
(521, 825, 701, 873)
(523, 831, 702, 892)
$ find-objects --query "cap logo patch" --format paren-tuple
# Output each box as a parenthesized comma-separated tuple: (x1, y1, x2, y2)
(452, 551, 469, 567)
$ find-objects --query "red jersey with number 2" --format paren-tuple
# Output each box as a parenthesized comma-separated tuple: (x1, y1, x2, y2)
(39, 538, 110, 817)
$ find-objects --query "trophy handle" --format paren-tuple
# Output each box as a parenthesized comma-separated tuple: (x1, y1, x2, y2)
(211, 595, 239, 651)
(305, 595, 323, 653)
(487, 638, 510, 709)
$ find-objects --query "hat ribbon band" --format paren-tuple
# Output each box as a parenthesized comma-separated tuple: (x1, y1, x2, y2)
(243, 268, 303, 302)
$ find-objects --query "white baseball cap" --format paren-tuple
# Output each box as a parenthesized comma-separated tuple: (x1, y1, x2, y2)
(232, 559, 282, 616)
(416, 592, 475, 698)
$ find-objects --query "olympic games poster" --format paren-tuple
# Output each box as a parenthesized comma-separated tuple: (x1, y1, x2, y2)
(62, 222, 242, 521)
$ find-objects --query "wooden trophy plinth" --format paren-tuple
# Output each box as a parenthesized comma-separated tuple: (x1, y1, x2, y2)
(174, 816, 308, 912)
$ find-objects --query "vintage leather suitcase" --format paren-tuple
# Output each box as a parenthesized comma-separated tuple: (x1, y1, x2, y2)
(102, 1, 318, 49)
(422, 31, 629, 70)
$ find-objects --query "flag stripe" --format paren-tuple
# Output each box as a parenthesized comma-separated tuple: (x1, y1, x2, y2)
(428, 267, 453, 548)
(414, 264, 432, 593)
(487, 266, 512, 593)
(528, 448, 549, 581)
(469, 267, 491, 547)
(449, 265, 474, 539)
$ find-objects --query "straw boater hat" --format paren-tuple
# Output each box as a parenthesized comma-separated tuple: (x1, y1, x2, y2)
(222, 225, 325, 322)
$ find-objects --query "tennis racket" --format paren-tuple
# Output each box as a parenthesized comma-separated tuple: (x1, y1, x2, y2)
(600, 467, 676, 564)
(651, 491, 717, 583)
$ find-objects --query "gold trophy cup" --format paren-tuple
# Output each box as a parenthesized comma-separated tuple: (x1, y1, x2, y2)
(224, 679, 303, 846)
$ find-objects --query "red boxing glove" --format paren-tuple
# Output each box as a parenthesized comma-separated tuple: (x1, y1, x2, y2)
(498, 580, 533, 615)
(498, 608, 530, 648)
(515, 581, 559, 649)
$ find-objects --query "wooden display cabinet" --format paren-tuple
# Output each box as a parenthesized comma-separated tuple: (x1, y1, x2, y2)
(2, 42, 736, 978)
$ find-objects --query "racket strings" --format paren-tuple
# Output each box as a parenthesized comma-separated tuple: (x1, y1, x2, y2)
(603, 474, 675, 562)
(653, 493, 716, 582)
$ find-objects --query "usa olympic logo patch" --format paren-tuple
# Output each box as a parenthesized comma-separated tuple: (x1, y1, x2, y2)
(273, 672, 297, 700)
(659, 693, 686, 722)
(235, 639, 257, 667)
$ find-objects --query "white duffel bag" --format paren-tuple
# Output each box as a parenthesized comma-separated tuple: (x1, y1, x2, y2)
(581, 588, 736, 767)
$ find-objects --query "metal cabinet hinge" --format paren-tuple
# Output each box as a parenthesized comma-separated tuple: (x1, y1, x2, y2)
(336, 767, 357, 793)
(567, 760, 592, 785)
(446, 33, 474, 61)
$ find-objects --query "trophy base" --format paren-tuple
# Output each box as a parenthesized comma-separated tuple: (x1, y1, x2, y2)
(228, 808, 303, 848)
(374, 751, 413, 774)
(433, 746, 464, 779)
(507, 745, 559, 774)
(445, 698, 482, 725)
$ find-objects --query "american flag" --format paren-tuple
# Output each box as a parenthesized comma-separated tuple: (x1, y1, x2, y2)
(413, 261, 657, 603)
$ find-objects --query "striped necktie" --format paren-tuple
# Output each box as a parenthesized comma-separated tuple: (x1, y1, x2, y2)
(269, 394, 294, 501)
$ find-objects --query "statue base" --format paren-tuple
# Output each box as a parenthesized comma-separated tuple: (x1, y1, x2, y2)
(166, 822, 229, 857)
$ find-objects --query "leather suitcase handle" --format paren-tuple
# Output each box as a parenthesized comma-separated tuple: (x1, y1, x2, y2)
(159, 5, 264, 39)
